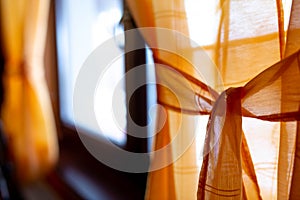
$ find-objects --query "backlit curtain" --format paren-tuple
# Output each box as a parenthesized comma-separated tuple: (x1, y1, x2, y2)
(126, 0, 300, 199)
(0, 0, 58, 183)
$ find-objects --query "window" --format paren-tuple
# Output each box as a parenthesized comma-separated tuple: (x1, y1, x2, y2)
(55, 0, 156, 148)
(55, 0, 126, 144)
(52, 0, 155, 198)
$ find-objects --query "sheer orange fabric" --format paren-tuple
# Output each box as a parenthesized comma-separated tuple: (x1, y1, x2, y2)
(0, 0, 58, 182)
(127, 0, 300, 199)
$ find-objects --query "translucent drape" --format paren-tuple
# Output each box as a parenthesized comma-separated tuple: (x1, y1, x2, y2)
(127, 0, 300, 199)
(0, 0, 58, 182)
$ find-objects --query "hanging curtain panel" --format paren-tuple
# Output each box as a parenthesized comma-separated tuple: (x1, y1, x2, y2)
(0, 0, 58, 183)
(126, 0, 300, 199)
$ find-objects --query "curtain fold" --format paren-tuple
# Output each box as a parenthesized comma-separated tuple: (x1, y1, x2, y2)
(281, 1, 300, 199)
(0, 0, 58, 183)
(198, 87, 244, 199)
(145, 110, 176, 199)
(126, 0, 300, 199)
(198, 49, 300, 199)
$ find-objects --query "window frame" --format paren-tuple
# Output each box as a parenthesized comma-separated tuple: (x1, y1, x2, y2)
(45, 0, 149, 198)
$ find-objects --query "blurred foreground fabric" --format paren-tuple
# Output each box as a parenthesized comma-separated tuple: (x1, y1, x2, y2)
(0, 0, 58, 183)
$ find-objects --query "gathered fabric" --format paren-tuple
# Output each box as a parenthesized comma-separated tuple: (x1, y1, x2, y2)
(126, 0, 300, 199)
(0, 0, 58, 183)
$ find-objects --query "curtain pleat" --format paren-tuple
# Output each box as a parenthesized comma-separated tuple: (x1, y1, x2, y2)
(146, 110, 176, 199)
(289, 120, 300, 199)
(283, 1, 300, 199)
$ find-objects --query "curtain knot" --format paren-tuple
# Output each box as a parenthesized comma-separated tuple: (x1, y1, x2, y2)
(4, 59, 27, 78)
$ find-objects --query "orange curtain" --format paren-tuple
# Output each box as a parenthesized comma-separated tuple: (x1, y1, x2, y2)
(0, 0, 58, 183)
(126, 0, 300, 199)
